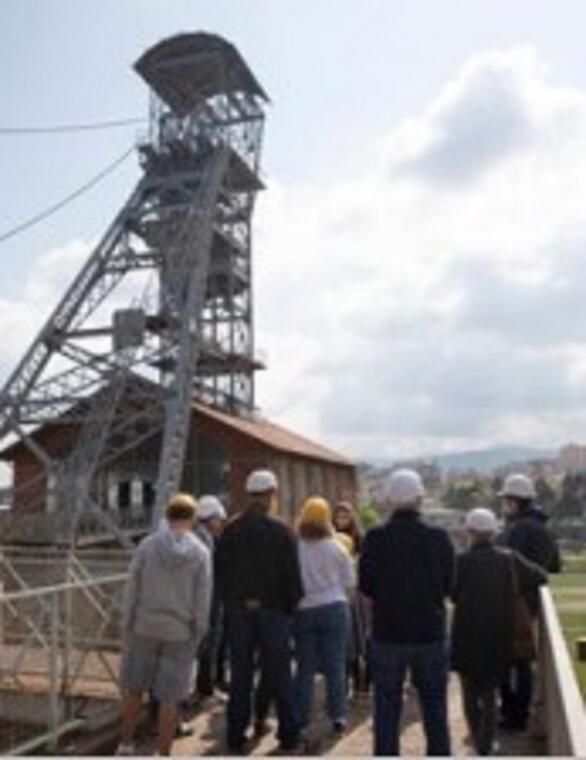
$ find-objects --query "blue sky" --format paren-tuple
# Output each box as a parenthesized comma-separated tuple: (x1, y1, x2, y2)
(3, 1, 586, 459)
(3, 0, 586, 285)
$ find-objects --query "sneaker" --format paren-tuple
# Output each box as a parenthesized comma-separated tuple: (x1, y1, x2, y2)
(114, 742, 136, 756)
(227, 734, 253, 755)
(175, 721, 195, 738)
(277, 737, 304, 755)
(253, 719, 271, 739)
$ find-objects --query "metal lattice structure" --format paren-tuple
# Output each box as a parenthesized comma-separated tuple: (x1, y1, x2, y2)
(0, 33, 267, 545)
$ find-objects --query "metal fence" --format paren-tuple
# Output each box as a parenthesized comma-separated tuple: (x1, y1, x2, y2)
(0, 568, 128, 755)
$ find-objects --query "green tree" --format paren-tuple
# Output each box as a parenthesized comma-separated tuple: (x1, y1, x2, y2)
(358, 503, 380, 530)
(442, 476, 490, 512)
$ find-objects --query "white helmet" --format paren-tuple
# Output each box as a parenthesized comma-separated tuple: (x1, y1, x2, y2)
(198, 495, 227, 521)
(383, 468, 425, 506)
(245, 469, 278, 494)
(499, 473, 536, 500)
(466, 507, 498, 534)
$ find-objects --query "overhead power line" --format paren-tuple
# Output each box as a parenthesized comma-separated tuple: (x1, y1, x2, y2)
(0, 117, 145, 135)
(0, 146, 135, 244)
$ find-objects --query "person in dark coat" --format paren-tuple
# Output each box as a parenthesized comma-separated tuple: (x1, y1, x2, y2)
(497, 473, 560, 731)
(194, 495, 227, 701)
(359, 469, 456, 757)
(452, 508, 547, 756)
(215, 469, 304, 754)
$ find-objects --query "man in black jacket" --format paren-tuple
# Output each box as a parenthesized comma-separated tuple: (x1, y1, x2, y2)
(359, 469, 455, 756)
(452, 507, 547, 755)
(498, 473, 560, 732)
(215, 469, 303, 753)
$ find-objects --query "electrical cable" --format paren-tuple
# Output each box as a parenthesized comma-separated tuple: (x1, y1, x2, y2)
(0, 145, 135, 244)
(0, 117, 145, 135)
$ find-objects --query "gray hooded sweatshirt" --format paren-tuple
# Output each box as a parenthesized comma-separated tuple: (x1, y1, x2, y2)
(123, 526, 212, 646)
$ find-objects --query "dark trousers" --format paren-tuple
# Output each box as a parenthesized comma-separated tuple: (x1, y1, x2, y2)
(254, 662, 273, 723)
(500, 659, 533, 728)
(461, 677, 497, 755)
(225, 607, 298, 750)
(370, 639, 451, 757)
(196, 598, 224, 696)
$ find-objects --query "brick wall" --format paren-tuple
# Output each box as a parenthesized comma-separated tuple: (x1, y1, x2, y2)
(3, 409, 356, 534)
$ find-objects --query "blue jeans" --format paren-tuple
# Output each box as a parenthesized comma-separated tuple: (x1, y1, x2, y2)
(225, 607, 298, 749)
(294, 601, 349, 727)
(370, 639, 450, 756)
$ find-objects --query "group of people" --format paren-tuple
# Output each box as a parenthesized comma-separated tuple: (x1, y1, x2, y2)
(115, 466, 559, 757)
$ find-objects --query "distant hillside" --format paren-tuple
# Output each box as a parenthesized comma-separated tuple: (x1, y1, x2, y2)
(432, 446, 555, 473)
(362, 446, 556, 475)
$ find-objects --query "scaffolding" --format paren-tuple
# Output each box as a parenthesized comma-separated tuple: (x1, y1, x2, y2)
(0, 548, 129, 754)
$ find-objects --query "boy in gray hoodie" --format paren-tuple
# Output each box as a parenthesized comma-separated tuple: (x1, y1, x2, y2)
(116, 493, 211, 756)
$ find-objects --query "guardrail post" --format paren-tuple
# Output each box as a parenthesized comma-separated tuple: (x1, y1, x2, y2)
(63, 557, 73, 718)
(48, 592, 60, 753)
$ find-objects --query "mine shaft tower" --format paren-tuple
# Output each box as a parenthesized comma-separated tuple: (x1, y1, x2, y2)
(0, 33, 268, 545)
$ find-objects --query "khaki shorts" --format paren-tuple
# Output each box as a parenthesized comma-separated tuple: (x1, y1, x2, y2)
(120, 633, 196, 702)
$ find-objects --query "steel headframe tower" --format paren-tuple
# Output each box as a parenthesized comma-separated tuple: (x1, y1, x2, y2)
(0, 33, 268, 546)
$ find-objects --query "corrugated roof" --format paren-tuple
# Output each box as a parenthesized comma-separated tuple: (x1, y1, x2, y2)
(194, 403, 352, 466)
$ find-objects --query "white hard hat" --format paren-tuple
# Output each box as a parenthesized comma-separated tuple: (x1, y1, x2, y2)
(246, 469, 278, 494)
(499, 473, 536, 500)
(466, 507, 498, 534)
(383, 468, 425, 506)
(198, 495, 227, 521)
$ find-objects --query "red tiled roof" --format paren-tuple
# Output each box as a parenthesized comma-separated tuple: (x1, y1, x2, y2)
(194, 403, 352, 466)
(0, 395, 353, 468)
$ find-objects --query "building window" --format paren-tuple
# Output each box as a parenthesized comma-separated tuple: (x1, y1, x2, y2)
(118, 481, 131, 523)
(46, 474, 57, 514)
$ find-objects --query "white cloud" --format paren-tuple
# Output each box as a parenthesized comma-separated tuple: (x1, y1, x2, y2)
(0, 240, 91, 378)
(255, 46, 586, 460)
(4, 46, 586, 464)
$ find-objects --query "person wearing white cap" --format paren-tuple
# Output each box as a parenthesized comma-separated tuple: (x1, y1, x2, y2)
(498, 473, 560, 572)
(497, 474, 560, 732)
(215, 469, 303, 753)
(451, 508, 547, 754)
(359, 468, 455, 756)
(194, 495, 227, 549)
(193, 495, 228, 702)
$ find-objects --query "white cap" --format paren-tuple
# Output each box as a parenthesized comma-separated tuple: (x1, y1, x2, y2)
(499, 473, 536, 500)
(383, 468, 425, 506)
(245, 469, 279, 494)
(198, 495, 227, 521)
(466, 507, 498, 534)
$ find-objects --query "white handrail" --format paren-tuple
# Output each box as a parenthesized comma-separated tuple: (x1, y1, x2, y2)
(539, 586, 586, 756)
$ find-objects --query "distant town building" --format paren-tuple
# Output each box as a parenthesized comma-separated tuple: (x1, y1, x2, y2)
(557, 443, 586, 473)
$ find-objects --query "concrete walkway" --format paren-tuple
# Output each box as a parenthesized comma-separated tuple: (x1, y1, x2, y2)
(154, 678, 544, 756)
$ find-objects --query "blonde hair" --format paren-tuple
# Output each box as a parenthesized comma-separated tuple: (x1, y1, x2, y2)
(165, 492, 197, 522)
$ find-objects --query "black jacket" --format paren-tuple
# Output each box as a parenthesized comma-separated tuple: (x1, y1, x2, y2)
(451, 543, 547, 684)
(501, 506, 561, 573)
(215, 505, 304, 615)
(359, 511, 456, 644)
